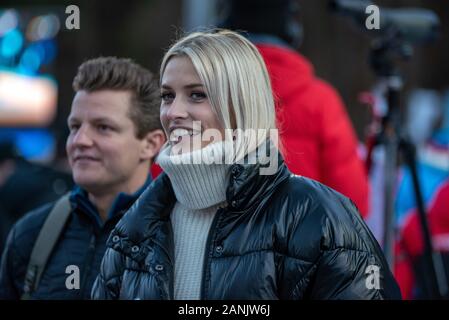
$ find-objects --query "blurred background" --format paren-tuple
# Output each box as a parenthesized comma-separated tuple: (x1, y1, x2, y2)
(0, 0, 447, 161)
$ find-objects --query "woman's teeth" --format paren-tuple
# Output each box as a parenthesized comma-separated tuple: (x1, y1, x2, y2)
(170, 128, 200, 142)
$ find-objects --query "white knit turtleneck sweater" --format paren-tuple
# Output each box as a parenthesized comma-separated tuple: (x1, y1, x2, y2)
(156, 141, 231, 300)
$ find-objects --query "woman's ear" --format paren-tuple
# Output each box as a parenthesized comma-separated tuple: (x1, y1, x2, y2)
(140, 129, 167, 163)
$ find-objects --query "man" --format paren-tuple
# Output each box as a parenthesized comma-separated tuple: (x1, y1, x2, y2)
(0, 57, 165, 299)
(220, 0, 370, 216)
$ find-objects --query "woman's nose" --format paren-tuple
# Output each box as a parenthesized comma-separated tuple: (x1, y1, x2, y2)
(166, 97, 189, 120)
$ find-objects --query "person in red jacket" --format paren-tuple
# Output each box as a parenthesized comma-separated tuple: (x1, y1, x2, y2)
(219, 0, 369, 216)
(395, 180, 449, 299)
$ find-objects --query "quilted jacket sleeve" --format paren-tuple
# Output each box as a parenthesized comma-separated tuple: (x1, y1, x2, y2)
(310, 197, 401, 299)
(286, 179, 401, 300)
(310, 246, 397, 299)
(91, 247, 125, 300)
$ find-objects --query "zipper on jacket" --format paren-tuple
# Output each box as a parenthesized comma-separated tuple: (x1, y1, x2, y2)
(200, 207, 225, 300)
(79, 233, 96, 299)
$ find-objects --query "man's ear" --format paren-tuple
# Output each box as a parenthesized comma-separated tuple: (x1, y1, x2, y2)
(140, 129, 166, 162)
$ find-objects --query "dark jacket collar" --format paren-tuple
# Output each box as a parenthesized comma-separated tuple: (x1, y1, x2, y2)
(226, 140, 289, 211)
(69, 175, 152, 228)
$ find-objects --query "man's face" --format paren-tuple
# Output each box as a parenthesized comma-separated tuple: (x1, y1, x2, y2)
(66, 90, 149, 194)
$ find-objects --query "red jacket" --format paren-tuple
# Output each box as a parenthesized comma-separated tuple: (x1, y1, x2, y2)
(256, 44, 369, 216)
(395, 181, 449, 299)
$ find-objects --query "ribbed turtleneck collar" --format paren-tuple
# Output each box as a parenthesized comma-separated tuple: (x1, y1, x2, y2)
(156, 141, 232, 210)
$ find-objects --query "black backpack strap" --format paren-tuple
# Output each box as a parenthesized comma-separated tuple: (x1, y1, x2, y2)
(21, 193, 72, 300)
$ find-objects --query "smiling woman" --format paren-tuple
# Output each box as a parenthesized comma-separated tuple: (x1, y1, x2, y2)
(160, 55, 224, 154)
(159, 29, 276, 161)
(92, 30, 401, 300)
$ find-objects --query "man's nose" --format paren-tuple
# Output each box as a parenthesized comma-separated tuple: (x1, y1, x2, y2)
(71, 125, 94, 147)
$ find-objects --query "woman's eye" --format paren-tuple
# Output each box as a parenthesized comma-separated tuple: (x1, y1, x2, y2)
(161, 92, 174, 102)
(191, 92, 206, 100)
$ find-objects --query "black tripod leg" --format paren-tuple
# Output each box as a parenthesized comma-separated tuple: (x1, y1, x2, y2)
(401, 139, 448, 299)
(383, 137, 398, 269)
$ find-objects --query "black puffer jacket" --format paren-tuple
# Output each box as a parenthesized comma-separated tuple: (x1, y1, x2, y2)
(92, 153, 401, 300)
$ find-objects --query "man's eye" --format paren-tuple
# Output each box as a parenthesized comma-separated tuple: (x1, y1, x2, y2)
(97, 124, 111, 132)
(69, 124, 80, 131)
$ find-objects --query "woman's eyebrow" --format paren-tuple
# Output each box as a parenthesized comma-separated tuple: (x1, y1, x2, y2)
(161, 83, 203, 89)
(183, 83, 204, 89)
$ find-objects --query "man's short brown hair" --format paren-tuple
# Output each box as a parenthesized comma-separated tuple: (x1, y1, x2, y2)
(72, 56, 161, 138)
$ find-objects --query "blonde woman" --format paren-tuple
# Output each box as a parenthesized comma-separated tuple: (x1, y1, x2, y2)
(92, 30, 400, 300)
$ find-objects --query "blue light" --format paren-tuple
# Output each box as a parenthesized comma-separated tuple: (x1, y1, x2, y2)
(0, 29, 23, 58)
(41, 40, 57, 64)
(31, 40, 57, 65)
(16, 129, 55, 160)
(0, 128, 55, 161)
(19, 45, 42, 73)
(30, 42, 46, 61)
